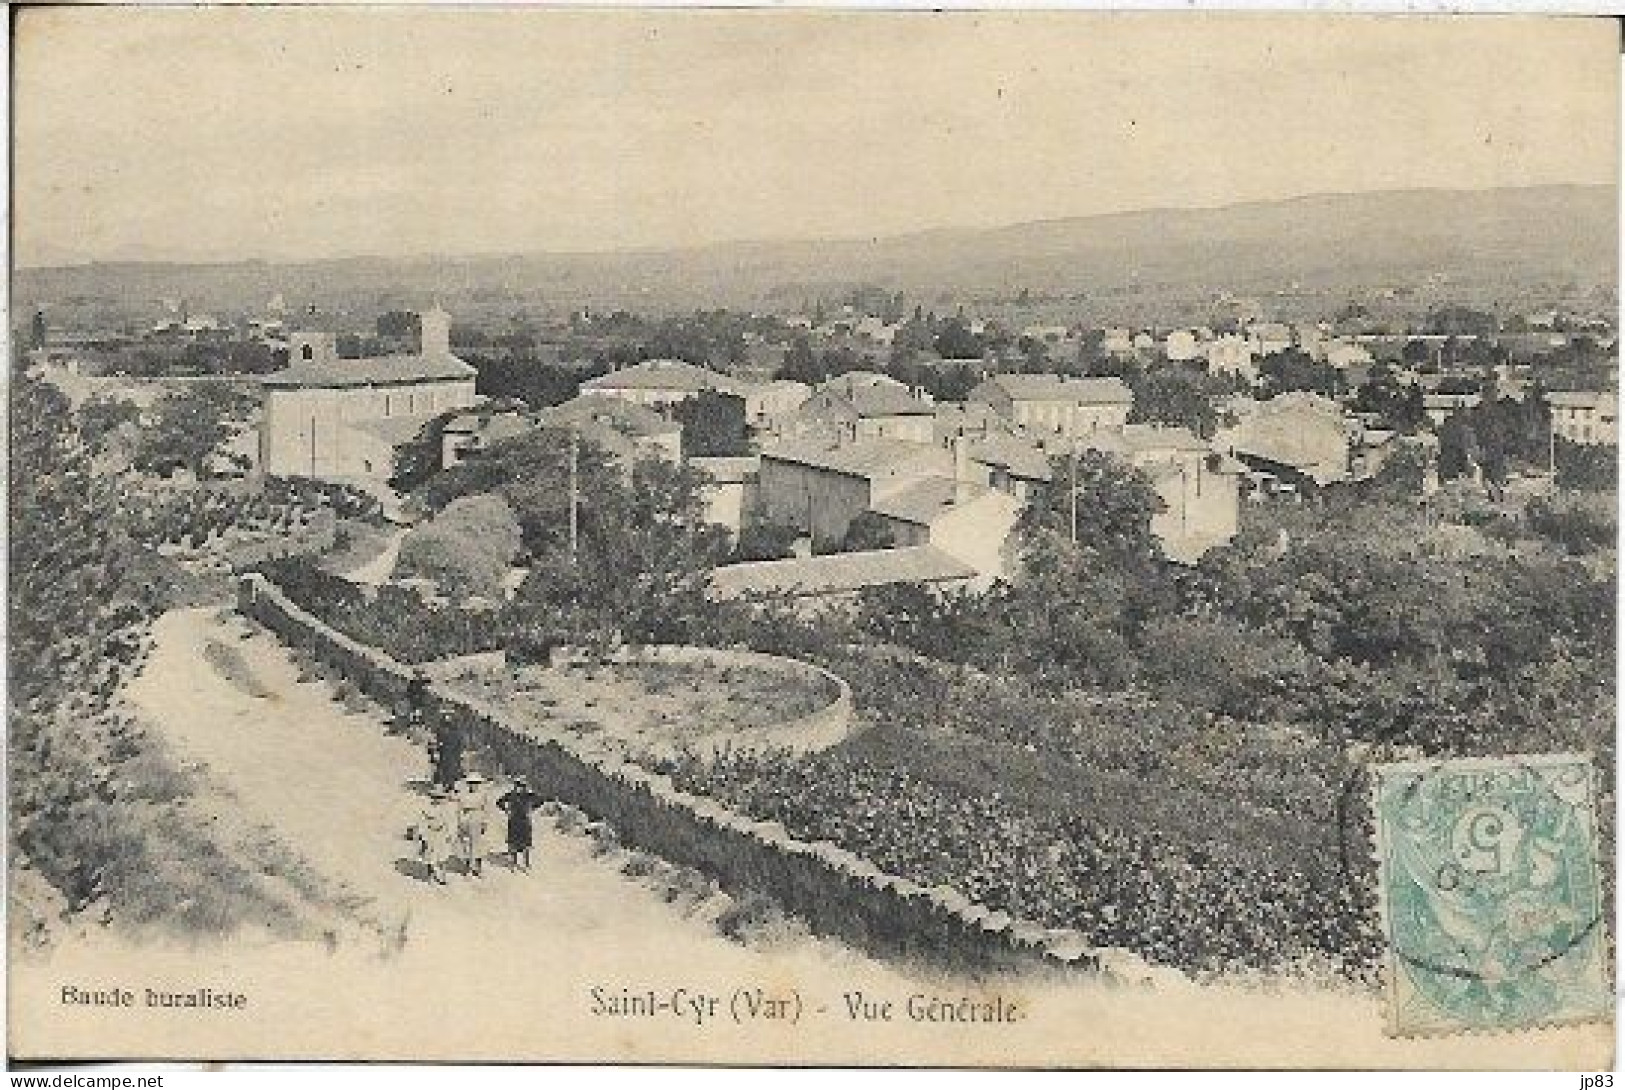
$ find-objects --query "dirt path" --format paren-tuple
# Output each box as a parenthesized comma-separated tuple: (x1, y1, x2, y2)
(18, 605, 1599, 1067)
(343, 525, 406, 584)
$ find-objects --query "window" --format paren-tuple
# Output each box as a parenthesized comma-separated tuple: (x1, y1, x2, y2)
(301, 344, 314, 361)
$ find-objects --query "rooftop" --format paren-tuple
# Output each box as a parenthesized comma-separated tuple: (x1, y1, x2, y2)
(581, 358, 745, 395)
(263, 351, 476, 389)
(537, 394, 680, 437)
(869, 476, 989, 526)
(967, 432, 1054, 481)
(709, 545, 976, 599)
(977, 374, 1133, 405)
(763, 437, 947, 481)
(1546, 390, 1615, 409)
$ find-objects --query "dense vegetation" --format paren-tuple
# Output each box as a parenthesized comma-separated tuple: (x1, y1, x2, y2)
(10, 375, 381, 944)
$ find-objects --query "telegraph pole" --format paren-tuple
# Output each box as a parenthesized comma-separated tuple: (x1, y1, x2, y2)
(1069, 453, 1078, 545)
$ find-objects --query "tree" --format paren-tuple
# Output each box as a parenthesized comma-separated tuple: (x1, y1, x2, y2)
(77, 395, 142, 455)
(932, 318, 983, 360)
(503, 454, 731, 653)
(1018, 450, 1166, 564)
(672, 390, 749, 457)
(1435, 414, 1482, 482)
(1258, 349, 1342, 398)
(1129, 367, 1221, 437)
(133, 383, 257, 478)
(837, 512, 897, 553)
(730, 521, 802, 562)
(777, 336, 823, 384)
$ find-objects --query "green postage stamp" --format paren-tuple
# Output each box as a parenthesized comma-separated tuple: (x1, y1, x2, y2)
(1370, 753, 1613, 1037)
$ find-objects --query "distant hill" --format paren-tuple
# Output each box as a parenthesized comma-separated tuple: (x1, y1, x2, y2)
(17, 185, 1615, 324)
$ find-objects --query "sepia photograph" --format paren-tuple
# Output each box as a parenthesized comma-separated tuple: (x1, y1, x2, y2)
(7, 6, 1618, 1068)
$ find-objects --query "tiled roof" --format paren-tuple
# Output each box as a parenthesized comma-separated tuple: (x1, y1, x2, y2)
(710, 545, 975, 599)
(537, 394, 680, 437)
(819, 371, 907, 394)
(580, 359, 745, 395)
(979, 374, 1132, 405)
(869, 477, 988, 526)
(1082, 424, 1210, 458)
(762, 437, 947, 481)
(968, 433, 1053, 480)
(263, 352, 475, 388)
(1546, 390, 1614, 409)
(844, 385, 935, 417)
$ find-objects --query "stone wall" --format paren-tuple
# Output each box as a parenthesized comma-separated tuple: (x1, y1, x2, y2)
(549, 643, 853, 757)
(238, 572, 1127, 979)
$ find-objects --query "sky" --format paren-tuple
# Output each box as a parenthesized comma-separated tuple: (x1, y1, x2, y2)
(13, 9, 1619, 267)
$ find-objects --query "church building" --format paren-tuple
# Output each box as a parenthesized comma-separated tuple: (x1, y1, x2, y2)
(259, 306, 478, 486)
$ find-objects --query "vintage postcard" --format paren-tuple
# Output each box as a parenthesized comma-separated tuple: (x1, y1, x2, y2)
(7, 6, 1617, 1068)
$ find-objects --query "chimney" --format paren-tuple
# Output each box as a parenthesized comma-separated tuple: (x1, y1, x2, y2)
(419, 303, 451, 356)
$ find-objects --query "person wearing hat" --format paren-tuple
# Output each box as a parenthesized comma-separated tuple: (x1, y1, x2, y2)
(496, 776, 545, 872)
(413, 785, 455, 885)
(454, 773, 491, 877)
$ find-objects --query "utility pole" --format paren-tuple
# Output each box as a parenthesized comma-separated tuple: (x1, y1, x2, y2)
(1069, 453, 1078, 545)
(568, 428, 580, 560)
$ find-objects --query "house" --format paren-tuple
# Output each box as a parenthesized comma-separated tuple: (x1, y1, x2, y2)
(1079, 425, 1239, 561)
(1163, 329, 1202, 363)
(535, 394, 683, 461)
(790, 380, 936, 444)
(1547, 390, 1618, 446)
(717, 436, 1022, 603)
(1325, 340, 1374, 370)
(865, 438, 1023, 584)
(691, 455, 760, 539)
(756, 437, 951, 549)
(932, 401, 1015, 445)
(579, 358, 744, 410)
(1102, 328, 1136, 357)
(968, 374, 1133, 438)
(1248, 322, 1294, 357)
(744, 379, 811, 429)
(440, 408, 538, 467)
(1421, 390, 1482, 426)
(1205, 335, 1258, 383)
(962, 431, 1054, 503)
(1215, 392, 1353, 489)
(441, 394, 682, 469)
(259, 305, 478, 485)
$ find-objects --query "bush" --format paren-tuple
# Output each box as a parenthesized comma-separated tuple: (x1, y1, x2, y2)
(393, 493, 522, 599)
(1526, 493, 1616, 555)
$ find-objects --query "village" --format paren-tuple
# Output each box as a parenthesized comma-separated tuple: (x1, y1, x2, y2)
(10, 9, 1619, 1069)
(22, 288, 1618, 612)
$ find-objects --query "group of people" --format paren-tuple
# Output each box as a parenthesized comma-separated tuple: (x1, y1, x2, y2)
(410, 772, 546, 885)
(406, 678, 547, 885)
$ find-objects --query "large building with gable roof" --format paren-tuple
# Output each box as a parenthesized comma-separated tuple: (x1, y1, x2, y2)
(259, 305, 478, 485)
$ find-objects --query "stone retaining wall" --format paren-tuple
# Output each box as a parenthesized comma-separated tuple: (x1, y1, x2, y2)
(239, 573, 1126, 979)
(550, 643, 854, 757)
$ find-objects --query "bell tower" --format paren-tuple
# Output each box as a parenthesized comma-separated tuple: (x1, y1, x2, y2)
(419, 304, 451, 356)
(287, 330, 337, 367)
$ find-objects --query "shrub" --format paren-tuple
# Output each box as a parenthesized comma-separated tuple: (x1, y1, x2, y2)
(393, 492, 522, 599)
